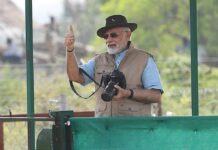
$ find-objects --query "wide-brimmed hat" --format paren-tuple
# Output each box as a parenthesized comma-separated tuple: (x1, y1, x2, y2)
(97, 15, 137, 38)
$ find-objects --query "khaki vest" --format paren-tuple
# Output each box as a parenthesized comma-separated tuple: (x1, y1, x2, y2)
(94, 44, 159, 117)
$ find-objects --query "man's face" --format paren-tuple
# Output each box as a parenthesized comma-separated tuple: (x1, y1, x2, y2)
(103, 27, 131, 54)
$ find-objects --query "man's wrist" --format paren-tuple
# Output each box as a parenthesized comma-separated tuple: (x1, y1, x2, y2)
(128, 89, 134, 99)
(67, 48, 74, 52)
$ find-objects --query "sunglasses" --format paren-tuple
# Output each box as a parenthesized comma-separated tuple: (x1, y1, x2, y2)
(103, 31, 128, 39)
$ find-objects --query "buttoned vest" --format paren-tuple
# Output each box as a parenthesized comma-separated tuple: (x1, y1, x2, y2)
(94, 44, 159, 117)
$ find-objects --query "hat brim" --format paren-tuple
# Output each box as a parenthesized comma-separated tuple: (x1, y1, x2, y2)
(97, 23, 137, 38)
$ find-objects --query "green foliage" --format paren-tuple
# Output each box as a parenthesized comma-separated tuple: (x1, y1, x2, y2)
(0, 65, 26, 114)
(1, 57, 218, 116)
(99, 0, 218, 57)
(198, 65, 218, 115)
(0, 66, 96, 115)
(198, 0, 218, 56)
(100, 0, 190, 56)
(4, 122, 27, 150)
(157, 52, 218, 115)
(34, 70, 96, 113)
(157, 53, 191, 115)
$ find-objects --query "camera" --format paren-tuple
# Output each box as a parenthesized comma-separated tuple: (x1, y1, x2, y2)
(101, 69, 126, 102)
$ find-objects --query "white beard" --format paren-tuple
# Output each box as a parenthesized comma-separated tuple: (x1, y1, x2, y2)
(107, 44, 125, 54)
(107, 43, 129, 54)
(107, 47, 121, 54)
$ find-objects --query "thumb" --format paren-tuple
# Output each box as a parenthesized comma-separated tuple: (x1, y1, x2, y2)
(114, 85, 121, 89)
(68, 25, 74, 35)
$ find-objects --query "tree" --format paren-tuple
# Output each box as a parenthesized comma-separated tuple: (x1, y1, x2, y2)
(99, 0, 218, 59)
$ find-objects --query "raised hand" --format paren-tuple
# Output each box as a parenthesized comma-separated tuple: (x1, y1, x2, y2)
(64, 25, 75, 51)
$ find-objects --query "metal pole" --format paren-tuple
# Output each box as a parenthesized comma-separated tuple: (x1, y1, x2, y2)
(51, 111, 74, 150)
(0, 117, 54, 122)
(25, 0, 35, 149)
(0, 122, 4, 150)
(190, 0, 199, 116)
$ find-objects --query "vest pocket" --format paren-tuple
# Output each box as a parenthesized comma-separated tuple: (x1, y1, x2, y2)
(117, 100, 153, 116)
(118, 101, 144, 112)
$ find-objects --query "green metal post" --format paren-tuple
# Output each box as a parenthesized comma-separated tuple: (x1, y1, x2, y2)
(25, 0, 35, 149)
(51, 111, 74, 150)
(190, 0, 199, 116)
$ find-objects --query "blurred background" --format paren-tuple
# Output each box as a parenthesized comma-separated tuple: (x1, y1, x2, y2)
(1, 0, 218, 116)
(0, 0, 218, 149)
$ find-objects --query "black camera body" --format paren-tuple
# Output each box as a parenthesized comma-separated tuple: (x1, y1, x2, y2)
(101, 69, 126, 102)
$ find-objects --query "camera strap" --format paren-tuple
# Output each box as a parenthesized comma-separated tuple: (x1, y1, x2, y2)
(69, 68, 103, 99)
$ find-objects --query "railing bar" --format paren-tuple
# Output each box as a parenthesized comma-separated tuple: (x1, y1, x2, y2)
(0, 117, 54, 122)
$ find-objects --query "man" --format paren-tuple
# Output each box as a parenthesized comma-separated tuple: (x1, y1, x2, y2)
(45, 16, 60, 63)
(65, 15, 163, 117)
(2, 38, 23, 63)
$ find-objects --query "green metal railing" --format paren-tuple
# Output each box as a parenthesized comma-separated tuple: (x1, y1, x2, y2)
(0, 114, 54, 150)
(22, 0, 199, 149)
(0, 112, 94, 150)
(190, 0, 199, 116)
(25, 0, 35, 149)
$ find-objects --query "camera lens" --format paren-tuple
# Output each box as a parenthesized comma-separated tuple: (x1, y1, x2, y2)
(101, 92, 113, 102)
(101, 82, 117, 101)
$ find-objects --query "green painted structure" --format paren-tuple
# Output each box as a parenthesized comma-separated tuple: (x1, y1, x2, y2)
(37, 112, 218, 150)
(70, 116, 218, 150)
